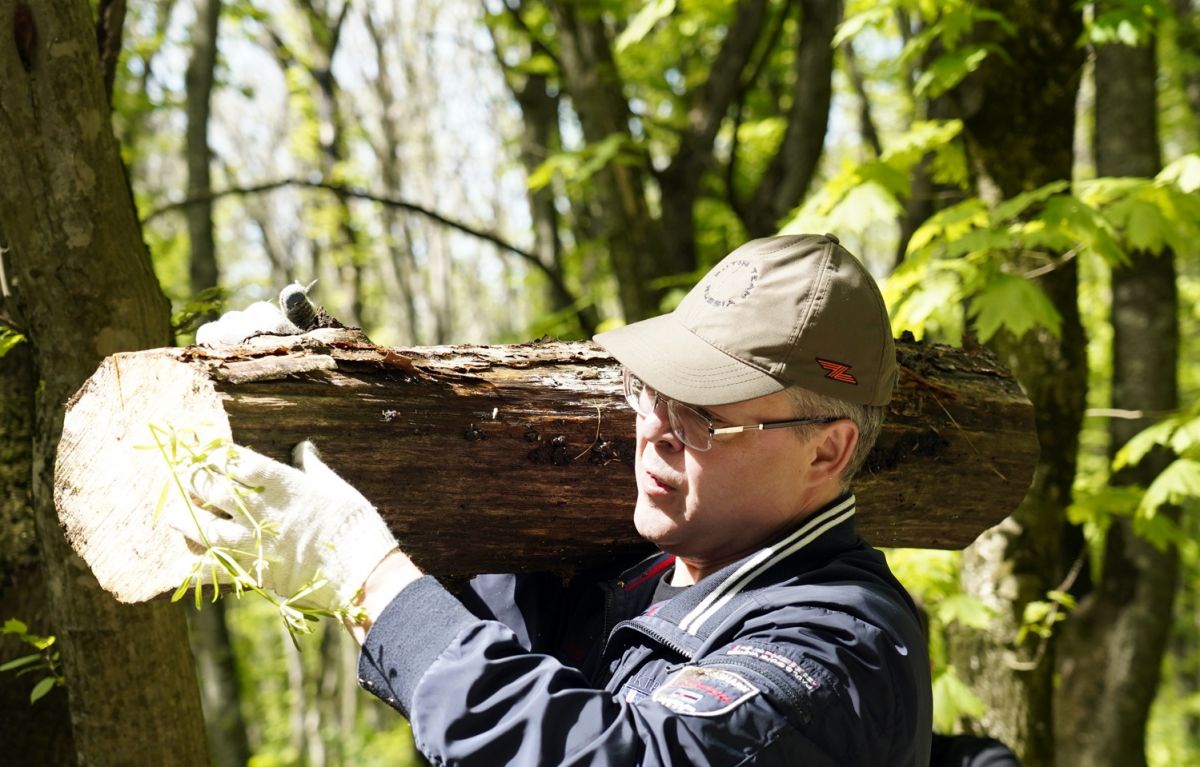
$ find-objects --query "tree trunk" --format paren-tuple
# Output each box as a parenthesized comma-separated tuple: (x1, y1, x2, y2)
(743, 0, 840, 237)
(949, 4, 1086, 766)
(0, 1, 209, 763)
(1054, 25, 1179, 767)
(56, 330, 1037, 603)
(364, 8, 422, 344)
(187, 602, 251, 767)
(184, 0, 221, 305)
(548, 1, 666, 321)
(0, 339, 75, 765)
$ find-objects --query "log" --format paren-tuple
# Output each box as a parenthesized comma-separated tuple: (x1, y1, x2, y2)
(55, 329, 1037, 603)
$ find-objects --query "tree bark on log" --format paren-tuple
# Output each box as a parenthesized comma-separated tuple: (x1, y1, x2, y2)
(56, 330, 1037, 604)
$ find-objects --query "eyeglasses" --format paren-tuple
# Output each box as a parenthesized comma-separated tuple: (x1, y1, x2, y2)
(621, 368, 840, 451)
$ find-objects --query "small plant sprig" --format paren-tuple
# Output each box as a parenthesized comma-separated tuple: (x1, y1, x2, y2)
(1, 618, 65, 704)
(143, 423, 365, 642)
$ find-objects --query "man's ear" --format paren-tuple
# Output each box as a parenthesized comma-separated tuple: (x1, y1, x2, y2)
(808, 419, 859, 484)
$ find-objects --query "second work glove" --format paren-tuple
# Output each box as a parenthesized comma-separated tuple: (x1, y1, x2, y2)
(183, 440, 398, 614)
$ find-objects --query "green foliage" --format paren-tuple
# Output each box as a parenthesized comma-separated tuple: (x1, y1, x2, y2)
(171, 286, 229, 339)
(527, 134, 642, 192)
(0, 618, 64, 704)
(615, 0, 676, 52)
(0, 326, 25, 359)
(1087, 0, 1170, 46)
(967, 273, 1062, 343)
(1067, 484, 1146, 584)
(839, 0, 1014, 100)
(782, 119, 966, 235)
(886, 549, 997, 730)
(1103, 400, 1200, 552)
(931, 666, 986, 732)
(1016, 590, 1077, 646)
(886, 156, 1200, 343)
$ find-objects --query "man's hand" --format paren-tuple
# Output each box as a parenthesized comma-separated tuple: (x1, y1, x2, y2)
(182, 440, 400, 614)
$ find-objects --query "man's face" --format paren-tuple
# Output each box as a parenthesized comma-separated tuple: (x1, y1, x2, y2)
(632, 388, 834, 572)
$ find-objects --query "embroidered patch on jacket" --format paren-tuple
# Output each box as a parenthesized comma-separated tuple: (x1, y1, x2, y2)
(650, 666, 759, 717)
(723, 643, 824, 693)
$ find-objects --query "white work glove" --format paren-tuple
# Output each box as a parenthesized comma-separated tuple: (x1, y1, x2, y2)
(182, 440, 398, 613)
(195, 300, 301, 346)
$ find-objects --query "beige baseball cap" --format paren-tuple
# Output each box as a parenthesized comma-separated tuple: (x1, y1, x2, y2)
(594, 234, 896, 407)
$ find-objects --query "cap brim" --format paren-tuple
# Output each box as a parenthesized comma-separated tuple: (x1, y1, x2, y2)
(594, 314, 783, 406)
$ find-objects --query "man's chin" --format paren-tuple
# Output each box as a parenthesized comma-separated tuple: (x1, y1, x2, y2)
(633, 502, 682, 548)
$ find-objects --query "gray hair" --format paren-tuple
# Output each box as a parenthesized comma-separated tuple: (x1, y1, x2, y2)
(784, 386, 886, 488)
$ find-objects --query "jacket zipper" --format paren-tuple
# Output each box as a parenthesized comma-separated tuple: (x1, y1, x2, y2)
(609, 619, 696, 660)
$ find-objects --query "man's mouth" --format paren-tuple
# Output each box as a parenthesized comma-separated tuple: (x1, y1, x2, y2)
(644, 470, 677, 493)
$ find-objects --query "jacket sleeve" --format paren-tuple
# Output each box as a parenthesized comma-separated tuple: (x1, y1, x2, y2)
(358, 576, 912, 766)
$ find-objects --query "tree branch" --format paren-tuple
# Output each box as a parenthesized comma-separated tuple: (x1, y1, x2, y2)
(726, 0, 795, 222)
(95, 0, 127, 104)
(841, 39, 883, 158)
(666, 0, 769, 181)
(743, 0, 840, 236)
(141, 178, 587, 324)
(501, 0, 562, 71)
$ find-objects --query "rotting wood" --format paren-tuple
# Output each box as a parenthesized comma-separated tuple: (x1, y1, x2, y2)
(55, 329, 1038, 603)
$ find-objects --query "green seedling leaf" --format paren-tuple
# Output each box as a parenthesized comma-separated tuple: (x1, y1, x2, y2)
(0, 328, 25, 359)
(0, 654, 41, 672)
(29, 677, 56, 704)
(2, 618, 29, 635)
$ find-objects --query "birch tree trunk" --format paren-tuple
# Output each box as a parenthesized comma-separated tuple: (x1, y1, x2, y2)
(0, 2, 208, 763)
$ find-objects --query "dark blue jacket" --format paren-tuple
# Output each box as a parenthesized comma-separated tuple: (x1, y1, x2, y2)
(358, 495, 932, 765)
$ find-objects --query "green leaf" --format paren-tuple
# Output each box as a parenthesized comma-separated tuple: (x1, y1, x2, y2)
(29, 676, 56, 704)
(935, 594, 995, 630)
(1157, 153, 1200, 193)
(992, 181, 1071, 222)
(932, 666, 986, 732)
(905, 199, 989, 257)
(153, 480, 170, 524)
(1047, 590, 1077, 610)
(0, 327, 25, 359)
(1139, 458, 1200, 516)
(29, 634, 54, 651)
(833, 6, 892, 47)
(1114, 416, 1182, 470)
(968, 273, 1062, 342)
(2, 618, 29, 636)
(914, 44, 992, 99)
(0, 654, 41, 672)
(615, 0, 676, 52)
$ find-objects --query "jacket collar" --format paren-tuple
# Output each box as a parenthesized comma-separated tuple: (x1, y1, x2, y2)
(643, 493, 859, 638)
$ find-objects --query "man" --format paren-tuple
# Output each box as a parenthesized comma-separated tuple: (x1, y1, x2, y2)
(191, 233, 932, 765)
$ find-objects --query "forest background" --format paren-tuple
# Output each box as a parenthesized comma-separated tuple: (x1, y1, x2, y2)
(1, 0, 1199, 765)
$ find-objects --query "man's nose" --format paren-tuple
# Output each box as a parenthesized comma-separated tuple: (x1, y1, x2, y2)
(640, 397, 683, 450)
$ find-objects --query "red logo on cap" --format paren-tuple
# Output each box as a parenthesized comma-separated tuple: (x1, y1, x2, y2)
(816, 358, 858, 385)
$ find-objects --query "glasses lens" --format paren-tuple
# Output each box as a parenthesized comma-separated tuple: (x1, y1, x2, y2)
(623, 369, 655, 416)
(667, 401, 712, 451)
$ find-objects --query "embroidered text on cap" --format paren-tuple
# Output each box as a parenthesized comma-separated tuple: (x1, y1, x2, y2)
(703, 260, 758, 308)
